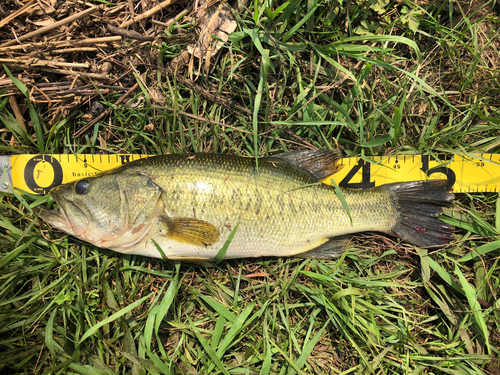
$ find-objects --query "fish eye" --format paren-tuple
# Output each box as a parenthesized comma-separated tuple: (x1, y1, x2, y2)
(75, 180, 89, 194)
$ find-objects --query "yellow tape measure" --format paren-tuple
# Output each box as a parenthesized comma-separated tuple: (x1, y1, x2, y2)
(0, 153, 499, 195)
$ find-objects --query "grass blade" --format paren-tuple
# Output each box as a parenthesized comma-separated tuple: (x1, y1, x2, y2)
(213, 222, 239, 264)
(455, 266, 491, 355)
(496, 194, 500, 234)
(458, 240, 500, 262)
(330, 179, 353, 226)
(288, 317, 331, 374)
(186, 316, 230, 375)
(45, 308, 58, 358)
(215, 301, 256, 358)
(79, 293, 153, 343)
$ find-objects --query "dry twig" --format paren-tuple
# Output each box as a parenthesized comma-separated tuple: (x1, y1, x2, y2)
(119, 0, 179, 28)
(107, 25, 154, 42)
(0, 58, 89, 69)
(1, 6, 103, 47)
(0, 36, 122, 53)
(0, 0, 37, 29)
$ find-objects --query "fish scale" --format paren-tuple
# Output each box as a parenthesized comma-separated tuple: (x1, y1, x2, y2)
(38, 150, 454, 262)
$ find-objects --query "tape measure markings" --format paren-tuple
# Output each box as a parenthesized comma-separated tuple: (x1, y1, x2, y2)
(0, 153, 499, 195)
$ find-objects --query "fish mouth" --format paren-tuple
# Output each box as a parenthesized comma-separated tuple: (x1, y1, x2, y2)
(38, 196, 89, 237)
(37, 205, 69, 230)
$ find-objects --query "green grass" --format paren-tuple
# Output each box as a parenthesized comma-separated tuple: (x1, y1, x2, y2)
(1, 0, 500, 374)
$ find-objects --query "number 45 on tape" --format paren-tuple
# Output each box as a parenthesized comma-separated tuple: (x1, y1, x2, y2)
(0, 153, 499, 195)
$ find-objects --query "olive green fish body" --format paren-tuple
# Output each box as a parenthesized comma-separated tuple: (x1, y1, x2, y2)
(39, 151, 454, 261)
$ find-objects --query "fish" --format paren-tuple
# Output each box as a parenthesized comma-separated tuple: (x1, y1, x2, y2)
(38, 149, 455, 263)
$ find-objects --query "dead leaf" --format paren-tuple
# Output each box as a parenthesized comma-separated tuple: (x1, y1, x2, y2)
(191, 1, 237, 74)
(99, 133, 107, 149)
(169, 0, 237, 75)
(149, 88, 166, 106)
(33, 18, 55, 27)
(129, 95, 144, 108)
(30, 0, 57, 15)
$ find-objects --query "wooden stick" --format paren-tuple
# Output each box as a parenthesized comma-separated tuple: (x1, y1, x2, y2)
(49, 47, 99, 54)
(151, 7, 191, 28)
(119, 0, 178, 28)
(0, 76, 35, 87)
(0, 58, 89, 68)
(8, 95, 27, 146)
(1, 6, 102, 47)
(106, 25, 154, 42)
(25, 67, 110, 80)
(0, 36, 121, 52)
(8, 96, 27, 130)
(0, 0, 37, 29)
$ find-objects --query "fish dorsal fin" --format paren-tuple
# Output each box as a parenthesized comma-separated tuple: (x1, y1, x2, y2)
(295, 235, 351, 259)
(269, 149, 343, 180)
(160, 217, 220, 247)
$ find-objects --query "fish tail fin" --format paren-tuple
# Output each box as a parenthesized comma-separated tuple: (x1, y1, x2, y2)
(385, 180, 455, 247)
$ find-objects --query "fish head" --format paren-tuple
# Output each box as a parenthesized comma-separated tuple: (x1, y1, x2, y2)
(39, 171, 164, 250)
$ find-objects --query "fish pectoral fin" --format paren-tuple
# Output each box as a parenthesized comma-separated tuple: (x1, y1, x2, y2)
(160, 217, 220, 247)
(295, 235, 351, 259)
(268, 148, 344, 180)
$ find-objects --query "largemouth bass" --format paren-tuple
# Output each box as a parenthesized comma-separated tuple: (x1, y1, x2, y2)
(38, 149, 454, 262)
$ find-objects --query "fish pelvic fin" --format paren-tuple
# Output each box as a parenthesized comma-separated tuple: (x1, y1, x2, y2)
(269, 148, 344, 180)
(165, 255, 215, 267)
(160, 217, 220, 247)
(385, 180, 455, 247)
(295, 235, 351, 259)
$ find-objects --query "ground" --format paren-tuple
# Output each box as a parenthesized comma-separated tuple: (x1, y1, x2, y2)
(0, 0, 499, 374)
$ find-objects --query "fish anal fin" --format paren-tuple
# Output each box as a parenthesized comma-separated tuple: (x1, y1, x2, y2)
(295, 235, 351, 259)
(160, 217, 220, 247)
(270, 149, 343, 180)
